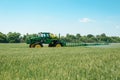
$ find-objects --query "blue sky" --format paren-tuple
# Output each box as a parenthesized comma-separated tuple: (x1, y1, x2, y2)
(0, 0, 120, 36)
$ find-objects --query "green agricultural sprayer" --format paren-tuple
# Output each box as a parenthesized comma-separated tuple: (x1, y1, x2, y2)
(26, 32, 66, 48)
(26, 32, 108, 48)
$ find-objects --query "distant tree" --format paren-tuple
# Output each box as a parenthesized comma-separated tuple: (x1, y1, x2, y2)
(2, 32, 119, 43)
(111, 36, 120, 43)
(96, 35, 101, 42)
(0, 32, 8, 43)
(20, 35, 26, 43)
(87, 34, 94, 38)
(76, 33, 81, 39)
(75, 33, 81, 42)
(7, 32, 21, 43)
(80, 36, 87, 43)
(101, 33, 106, 37)
(66, 34, 76, 42)
(100, 33, 108, 42)
(96, 33, 108, 42)
(86, 34, 97, 42)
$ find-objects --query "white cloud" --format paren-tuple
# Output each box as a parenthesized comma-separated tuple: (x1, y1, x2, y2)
(80, 18, 94, 23)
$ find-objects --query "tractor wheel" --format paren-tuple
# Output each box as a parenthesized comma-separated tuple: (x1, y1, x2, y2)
(34, 44, 43, 48)
(29, 44, 35, 48)
(55, 43, 62, 47)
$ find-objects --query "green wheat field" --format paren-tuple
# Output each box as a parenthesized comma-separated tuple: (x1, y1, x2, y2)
(0, 43, 120, 80)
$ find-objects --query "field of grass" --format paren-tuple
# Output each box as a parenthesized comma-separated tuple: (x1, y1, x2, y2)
(0, 43, 120, 80)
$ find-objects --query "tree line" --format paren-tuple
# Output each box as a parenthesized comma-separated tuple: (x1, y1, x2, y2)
(0, 32, 120, 43)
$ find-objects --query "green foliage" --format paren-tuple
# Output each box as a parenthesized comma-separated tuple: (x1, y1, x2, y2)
(87, 34, 94, 38)
(0, 43, 120, 80)
(7, 32, 21, 43)
(65, 34, 76, 42)
(0, 32, 8, 43)
(0, 32, 120, 43)
(64, 33, 120, 43)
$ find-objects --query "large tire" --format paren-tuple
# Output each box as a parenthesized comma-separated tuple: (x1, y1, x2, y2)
(55, 43, 62, 47)
(34, 43, 43, 48)
(29, 44, 35, 48)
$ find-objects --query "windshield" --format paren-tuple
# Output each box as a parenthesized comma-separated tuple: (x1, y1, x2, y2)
(38, 33, 50, 38)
